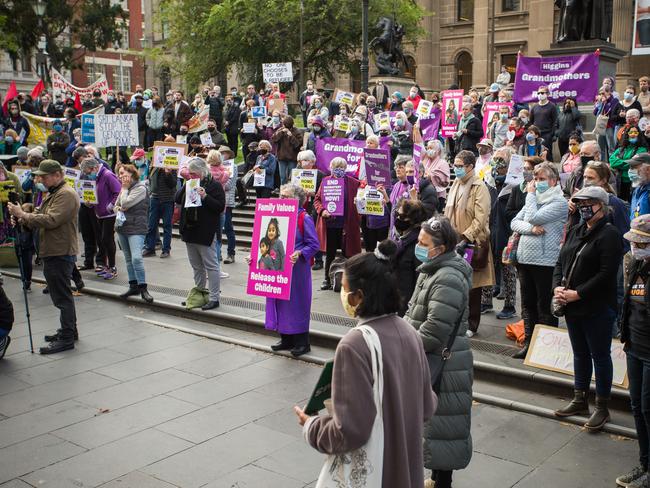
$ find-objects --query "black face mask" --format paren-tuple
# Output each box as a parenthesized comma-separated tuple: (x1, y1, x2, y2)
(259, 149, 269, 155)
(180, 130, 188, 135)
(394, 217, 411, 232)
(580, 156, 591, 167)
(208, 126, 216, 131)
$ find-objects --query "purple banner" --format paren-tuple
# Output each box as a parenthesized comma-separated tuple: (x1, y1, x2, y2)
(419, 111, 441, 141)
(513, 53, 599, 104)
(322, 178, 344, 216)
(315, 137, 390, 176)
(363, 147, 392, 189)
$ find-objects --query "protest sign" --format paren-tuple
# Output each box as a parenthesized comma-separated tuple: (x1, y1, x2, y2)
(50, 68, 109, 100)
(417, 99, 433, 119)
(23, 105, 104, 146)
(262, 62, 293, 83)
(525, 325, 628, 388)
(268, 98, 285, 114)
(322, 178, 344, 216)
(482, 102, 513, 136)
(334, 90, 357, 106)
(200, 132, 213, 147)
(419, 112, 441, 141)
(247, 198, 298, 300)
(187, 105, 210, 134)
(81, 113, 95, 144)
(374, 112, 391, 132)
(253, 169, 266, 187)
(242, 122, 256, 134)
(513, 53, 599, 103)
(333, 115, 351, 133)
(633, 0, 650, 55)
(185, 179, 202, 208)
(291, 169, 318, 193)
(78, 180, 97, 204)
(152, 141, 188, 169)
(356, 187, 384, 216)
(223, 160, 235, 178)
(63, 168, 81, 189)
(363, 148, 392, 189)
(505, 153, 525, 185)
(315, 137, 391, 176)
(251, 106, 267, 118)
(93, 114, 139, 148)
(12, 166, 31, 185)
(441, 89, 464, 138)
(176, 135, 187, 144)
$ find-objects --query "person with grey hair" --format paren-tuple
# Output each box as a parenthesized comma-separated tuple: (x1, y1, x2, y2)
(454, 102, 483, 155)
(175, 157, 225, 311)
(297, 149, 325, 270)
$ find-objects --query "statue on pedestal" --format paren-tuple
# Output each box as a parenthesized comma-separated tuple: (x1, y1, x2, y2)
(370, 17, 408, 76)
(556, 0, 613, 43)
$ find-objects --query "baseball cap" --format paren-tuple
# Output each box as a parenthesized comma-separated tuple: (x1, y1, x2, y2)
(130, 148, 146, 160)
(570, 186, 609, 205)
(624, 214, 650, 244)
(628, 153, 650, 167)
(32, 159, 63, 176)
(490, 83, 500, 92)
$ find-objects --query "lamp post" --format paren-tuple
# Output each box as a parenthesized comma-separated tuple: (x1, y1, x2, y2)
(140, 37, 149, 88)
(299, 0, 304, 94)
(361, 0, 369, 93)
(32, 0, 47, 82)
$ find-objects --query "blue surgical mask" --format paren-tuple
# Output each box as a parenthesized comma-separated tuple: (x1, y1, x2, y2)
(332, 168, 346, 178)
(536, 180, 549, 193)
(415, 244, 431, 263)
(629, 169, 640, 182)
(396, 118, 405, 127)
(87, 172, 97, 180)
(526, 133, 536, 142)
(624, 92, 634, 101)
(629, 137, 638, 144)
(5, 137, 13, 144)
(454, 167, 466, 179)
(272, 117, 280, 125)
(35, 182, 48, 193)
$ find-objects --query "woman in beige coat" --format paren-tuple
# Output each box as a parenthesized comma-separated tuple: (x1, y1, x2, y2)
(445, 149, 495, 335)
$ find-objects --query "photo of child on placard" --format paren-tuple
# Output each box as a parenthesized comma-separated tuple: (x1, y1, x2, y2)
(256, 216, 288, 271)
(445, 99, 458, 126)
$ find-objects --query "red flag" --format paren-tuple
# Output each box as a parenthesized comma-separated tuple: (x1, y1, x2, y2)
(74, 92, 83, 113)
(2, 80, 18, 115)
(31, 79, 45, 99)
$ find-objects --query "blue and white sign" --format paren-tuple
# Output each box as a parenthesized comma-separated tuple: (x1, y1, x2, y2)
(81, 114, 95, 144)
(251, 106, 267, 118)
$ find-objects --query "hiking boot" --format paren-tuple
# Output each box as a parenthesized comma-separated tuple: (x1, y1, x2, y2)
(39, 339, 74, 355)
(139, 284, 154, 303)
(616, 466, 647, 487)
(554, 390, 590, 417)
(585, 396, 610, 431)
(44, 329, 79, 342)
(223, 255, 235, 264)
(496, 307, 516, 320)
(120, 280, 139, 299)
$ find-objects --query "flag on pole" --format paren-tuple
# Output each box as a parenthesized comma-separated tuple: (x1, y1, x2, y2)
(31, 79, 45, 99)
(74, 92, 83, 113)
(2, 81, 18, 115)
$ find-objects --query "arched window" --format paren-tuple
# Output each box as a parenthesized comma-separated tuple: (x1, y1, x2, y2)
(404, 55, 417, 79)
(456, 51, 472, 92)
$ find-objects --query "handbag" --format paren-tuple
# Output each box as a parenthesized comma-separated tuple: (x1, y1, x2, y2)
(242, 169, 255, 188)
(501, 232, 520, 265)
(551, 240, 589, 318)
(314, 325, 384, 488)
(470, 240, 489, 271)
(428, 298, 466, 394)
(593, 110, 609, 137)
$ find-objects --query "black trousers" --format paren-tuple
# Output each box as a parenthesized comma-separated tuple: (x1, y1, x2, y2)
(43, 257, 77, 339)
(280, 332, 309, 347)
(255, 187, 272, 199)
(468, 287, 482, 333)
(324, 227, 344, 284)
(432, 470, 452, 488)
(362, 226, 388, 253)
(226, 131, 239, 157)
(99, 216, 116, 268)
(518, 263, 558, 342)
(79, 205, 103, 267)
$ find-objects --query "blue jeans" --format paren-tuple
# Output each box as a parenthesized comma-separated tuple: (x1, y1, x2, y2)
(628, 350, 650, 470)
(145, 198, 173, 252)
(223, 207, 236, 257)
(278, 160, 297, 185)
(117, 233, 146, 284)
(566, 307, 615, 397)
(216, 213, 225, 262)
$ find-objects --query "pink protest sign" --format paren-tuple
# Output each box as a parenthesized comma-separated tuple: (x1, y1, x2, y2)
(363, 147, 392, 189)
(482, 102, 513, 136)
(441, 89, 464, 138)
(247, 198, 299, 300)
(321, 178, 344, 216)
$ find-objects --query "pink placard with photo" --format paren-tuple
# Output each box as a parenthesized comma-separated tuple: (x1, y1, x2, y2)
(441, 89, 464, 138)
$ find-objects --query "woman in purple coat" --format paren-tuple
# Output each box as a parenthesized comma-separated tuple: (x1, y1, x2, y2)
(265, 183, 320, 357)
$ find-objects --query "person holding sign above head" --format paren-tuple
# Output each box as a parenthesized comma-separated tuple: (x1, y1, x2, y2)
(253, 140, 277, 199)
(175, 157, 226, 311)
(314, 157, 361, 290)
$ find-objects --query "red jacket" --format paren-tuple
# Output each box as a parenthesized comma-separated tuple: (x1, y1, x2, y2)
(407, 95, 422, 110)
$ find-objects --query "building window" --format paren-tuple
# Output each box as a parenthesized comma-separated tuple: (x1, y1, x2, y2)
(502, 0, 520, 12)
(113, 66, 131, 92)
(20, 50, 32, 72)
(87, 63, 106, 83)
(458, 0, 474, 22)
(159, 66, 171, 95)
(161, 20, 170, 40)
(110, 0, 128, 10)
(501, 53, 518, 83)
(456, 51, 473, 92)
(114, 24, 129, 50)
(404, 55, 417, 78)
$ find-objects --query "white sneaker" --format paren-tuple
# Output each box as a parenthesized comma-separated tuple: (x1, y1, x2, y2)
(220, 271, 230, 279)
(465, 330, 474, 338)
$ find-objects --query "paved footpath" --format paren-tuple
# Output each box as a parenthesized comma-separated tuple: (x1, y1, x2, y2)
(0, 274, 638, 488)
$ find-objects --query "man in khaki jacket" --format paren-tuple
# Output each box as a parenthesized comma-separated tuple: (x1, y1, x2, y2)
(8, 160, 80, 354)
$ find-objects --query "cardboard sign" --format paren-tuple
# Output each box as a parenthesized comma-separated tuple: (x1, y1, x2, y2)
(322, 177, 344, 216)
(247, 198, 299, 300)
(63, 168, 81, 189)
(253, 169, 266, 187)
(363, 148, 391, 189)
(356, 187, 384, 216)
(251, 106, 267, 118)
(505, 154, 525, 186)
(417, 99, 434, 119)
(441, 89, 464, 138)
(12, 166, 32, 185)
(152, 141, 188, 170)
(291, 169, 318, 192)
(200, 132, 213, 147)
(184, 179, 202, 208)
(525, 325, 628, 389)
(78, 180, 97, 204)
(268, 98, 285, 115)
(334, 89, 357, 106)
(262, 62, 293, 83)
(242, 122, 256, 134)
(81, 114, 95, 144)
(93, 114, 139, 148)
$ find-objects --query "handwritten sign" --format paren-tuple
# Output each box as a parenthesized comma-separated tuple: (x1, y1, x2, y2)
(64, 168, 81, 189)
(262, 62, 293, 83)
(152, 141, 188, 170)
(185, 179, 202, 208)
(363, 148, 392, 189)
(93, 114, 139, 147)
(291, 169, 318, 192)
(81, 114, 95, 144)
(251, 106, 267, 118)
(505, 153, 525, 186)
(79, 180, 97, 204)
(322, 177, 344, 216)
(525, 325, 628, 388)
(253, 169, 266, 187)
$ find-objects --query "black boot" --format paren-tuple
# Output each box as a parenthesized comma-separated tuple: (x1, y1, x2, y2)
(554, 389, 590, 417)
(44, 329, 79, 342)
(271, 334, 293, 351)
(120, 280, 139, 299)
(39, 338, 75, 354)
(584, 396, 610, 431)
(139, 284, 154, 303)
(512, 343, 529, 359)
(291, 333, 311, 357)
(320, 280, 332, 291)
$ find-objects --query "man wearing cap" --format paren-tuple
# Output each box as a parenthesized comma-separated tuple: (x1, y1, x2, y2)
(630, 153, 650, 220)
(529, 85, 558, 162)
(7, 160, 80, 354)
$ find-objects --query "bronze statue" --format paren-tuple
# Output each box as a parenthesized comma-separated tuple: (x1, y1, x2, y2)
(370, 17, 408, 76)
(556, 0, 613, 43)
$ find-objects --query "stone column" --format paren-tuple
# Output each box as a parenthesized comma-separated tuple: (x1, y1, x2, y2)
(473, 0, 490, 87)
(612, 0, 634, 89)
(415, 0, 438, 92)
(527, 0, 555, 56)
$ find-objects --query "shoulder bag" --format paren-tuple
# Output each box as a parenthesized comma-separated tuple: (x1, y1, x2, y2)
(429, 296, 467, 394)
(551, 239, 589, 318)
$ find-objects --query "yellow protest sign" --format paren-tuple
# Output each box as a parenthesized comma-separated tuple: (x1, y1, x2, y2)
(153, 141, 188, 170)
(63, 168, 81, 190)
(291, 169, 318, 193)
(78, 180, 97, 204)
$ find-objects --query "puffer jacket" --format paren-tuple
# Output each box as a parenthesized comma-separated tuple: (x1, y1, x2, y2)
(404, 251, 473, 471)
(510, 186, 568, 267)
(115, 180, 149, 235)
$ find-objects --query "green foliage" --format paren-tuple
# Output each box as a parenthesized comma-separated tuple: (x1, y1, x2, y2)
(157, 0, 426, 89)
(0, 0, 128, 74)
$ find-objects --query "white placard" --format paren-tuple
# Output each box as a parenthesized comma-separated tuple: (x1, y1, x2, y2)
(78, 180, 97, 204)
(505, 153, 524, 185)
(333, 115, 350, 133)
(176, 135, 187, 144)
(356, 187, 384, 216)
(253, 169, 266, 187)
(262, 62, 293, 83)
(242, 122, 256, 134)
(417, 100, 433, 119)
(291, 168, 318, 192)
(200, 132, 213, 147)
(93, 114, 139, 148)
(185, 179, 202, 207)
(223, 160, 235, 178)
(525, 325, 628, 388)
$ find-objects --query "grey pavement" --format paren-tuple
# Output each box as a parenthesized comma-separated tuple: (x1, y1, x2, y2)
(0, 274, 639, 488)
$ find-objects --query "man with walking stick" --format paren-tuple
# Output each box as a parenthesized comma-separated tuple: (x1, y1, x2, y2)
(8, 160, 80, 355)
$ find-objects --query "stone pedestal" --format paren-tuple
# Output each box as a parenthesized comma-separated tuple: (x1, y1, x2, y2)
(369, 75, 416, 98)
